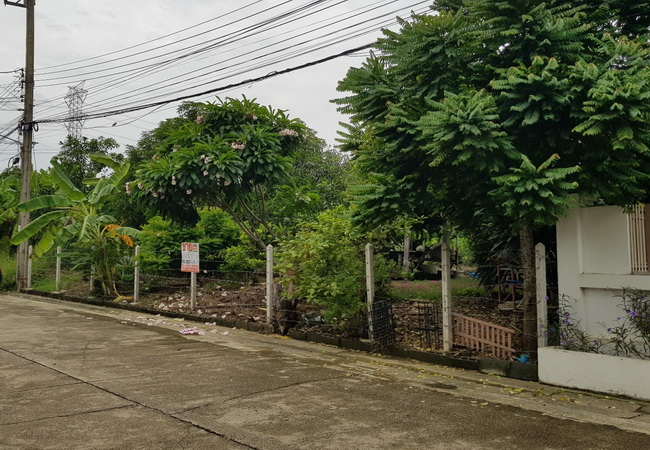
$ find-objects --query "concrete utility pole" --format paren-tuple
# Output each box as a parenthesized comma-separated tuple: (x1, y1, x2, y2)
(6, 0, 35, 291)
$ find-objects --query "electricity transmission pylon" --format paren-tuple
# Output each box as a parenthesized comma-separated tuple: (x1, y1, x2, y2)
(64, 81, 87, 139)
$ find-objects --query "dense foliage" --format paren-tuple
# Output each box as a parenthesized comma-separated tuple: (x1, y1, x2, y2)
(132, 96, 312, 249)
(139, 208, 241, 272)
(334, 0, 650, 353)
(277, 206, 394, 329)
(10, 155, 140, 296)
(52, 136, 121, 189)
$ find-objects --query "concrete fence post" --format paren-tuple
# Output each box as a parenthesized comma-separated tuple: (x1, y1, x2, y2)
(441, 228, 453, 351)
(89, 246, 95, 293)
(15, 225, 21, 289)
(266, 244, 274, 325)
(133, 245, 140, 303)
(403, 230, 411, 273)
(55, 246, 62, 292)
(365, 243, 375, 342)
(536, 243, 548, 348)
(27, 245, 33, 289)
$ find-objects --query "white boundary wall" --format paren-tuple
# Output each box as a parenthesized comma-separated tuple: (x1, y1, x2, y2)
(539, 347, 650, 401)
(556, 206, 650, 334)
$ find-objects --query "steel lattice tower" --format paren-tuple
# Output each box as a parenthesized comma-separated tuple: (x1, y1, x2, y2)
(64, 81, 87, 139)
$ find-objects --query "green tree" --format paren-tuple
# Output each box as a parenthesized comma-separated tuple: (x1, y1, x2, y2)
(335, 1, 650, 355)
(10, 155, 140, 297)
(53, 136, 121, 189)
(268, 140, 350, 228)
(277, 206, 393, 330)
(133, 96, 315, 249)
(0, 168, 57, 254)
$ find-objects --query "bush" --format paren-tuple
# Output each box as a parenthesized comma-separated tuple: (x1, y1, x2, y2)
(550, 290, 650, 359)
(219, 245, 264, 274)
(139, 208, 241, 272)
(0, 254, 16, 291)
(277, 207, 393, 328)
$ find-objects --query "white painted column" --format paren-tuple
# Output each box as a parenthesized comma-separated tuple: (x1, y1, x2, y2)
(55, 246, 62, 292)
(26, 245, 33, 289)
(403, 231, 411, 272)
(365, 243, 375, 342)
(536, 243, 548, 348)
(133, 245, 140, 302)
(266, 244, 274, 325)
(442, 229, 453, 351)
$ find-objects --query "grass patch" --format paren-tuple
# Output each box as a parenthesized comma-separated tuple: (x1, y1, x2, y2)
(390, 277, 488, 302)
(0, 254, 16, 291)
(31, 271, 84, 292)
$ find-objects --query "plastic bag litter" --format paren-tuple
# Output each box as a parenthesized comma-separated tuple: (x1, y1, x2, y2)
(179, 327, 202, 335)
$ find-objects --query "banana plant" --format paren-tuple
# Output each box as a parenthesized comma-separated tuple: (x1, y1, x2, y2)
(0, 177, 19, 255)
(10, 154, 140, 297)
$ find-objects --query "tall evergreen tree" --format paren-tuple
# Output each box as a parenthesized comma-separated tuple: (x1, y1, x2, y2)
(335, 0, 650, 355)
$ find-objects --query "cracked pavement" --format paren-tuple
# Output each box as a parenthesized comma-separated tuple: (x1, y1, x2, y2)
(1, 293, 649, 449)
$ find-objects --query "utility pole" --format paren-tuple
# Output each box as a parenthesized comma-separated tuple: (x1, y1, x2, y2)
(6, 0, 35, 291)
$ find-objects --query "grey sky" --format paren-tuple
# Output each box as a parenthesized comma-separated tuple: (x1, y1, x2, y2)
(0, 1, 432, 170)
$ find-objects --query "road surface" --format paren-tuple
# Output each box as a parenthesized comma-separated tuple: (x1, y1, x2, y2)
(1, 293, 649, 449)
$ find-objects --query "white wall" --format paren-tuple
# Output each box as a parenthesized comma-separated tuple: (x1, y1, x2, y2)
(556, 206, 650, 334)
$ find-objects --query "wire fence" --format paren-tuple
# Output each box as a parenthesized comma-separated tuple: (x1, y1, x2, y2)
(22, 241, 556, 360)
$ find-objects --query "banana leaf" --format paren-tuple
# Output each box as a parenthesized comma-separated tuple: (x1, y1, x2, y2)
(33, 219, 65, 258)
(17, 195, 74, 212)
(50, 161, 85, 201)
(10, 210, 69, 245)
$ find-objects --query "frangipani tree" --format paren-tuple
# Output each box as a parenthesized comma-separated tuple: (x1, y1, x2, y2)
(11, 154, 140, 296)
(133, 96, 308, 249)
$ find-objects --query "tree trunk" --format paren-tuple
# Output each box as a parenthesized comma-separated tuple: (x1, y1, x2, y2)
(519, 224, 538, 359)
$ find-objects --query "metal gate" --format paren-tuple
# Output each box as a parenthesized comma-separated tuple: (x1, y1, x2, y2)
(368, 297, 396, 351)
(413, 301, 443, 350)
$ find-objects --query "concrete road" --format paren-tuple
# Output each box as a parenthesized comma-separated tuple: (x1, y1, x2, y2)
(1, 294, 649, 449)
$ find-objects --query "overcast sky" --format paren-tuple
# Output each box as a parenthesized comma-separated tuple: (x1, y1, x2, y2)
(0, 0, 432, 171)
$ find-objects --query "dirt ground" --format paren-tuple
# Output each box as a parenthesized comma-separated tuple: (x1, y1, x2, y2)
(60, 276, 523, 357)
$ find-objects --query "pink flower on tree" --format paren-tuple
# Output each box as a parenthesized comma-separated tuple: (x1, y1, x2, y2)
(279, 128, 299, 137)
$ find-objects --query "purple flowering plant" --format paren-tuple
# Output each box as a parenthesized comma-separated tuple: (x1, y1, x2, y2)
(553, 289, 650, 359)
(605, 288, 650, 359)
(549, 296, 604, 353)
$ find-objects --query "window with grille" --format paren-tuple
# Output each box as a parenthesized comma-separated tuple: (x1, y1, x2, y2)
(629, 204, 650, 273)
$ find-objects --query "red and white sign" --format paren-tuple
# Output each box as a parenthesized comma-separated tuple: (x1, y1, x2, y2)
(181, 242, 200, 273)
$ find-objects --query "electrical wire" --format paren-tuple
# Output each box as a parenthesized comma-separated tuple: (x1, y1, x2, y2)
(36, 43, 374, 125)
(36, 0, 330, 82)
(36, 1, 430, 123)
(5, 0, 432, 150)
(76, 0, 412, 113)
(37, 0, 269, 72)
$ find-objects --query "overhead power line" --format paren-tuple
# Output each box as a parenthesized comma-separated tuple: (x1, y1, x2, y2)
(34, 1, 430, 123)
(36, 0, 327, 81)
(60, 14, 406, 118)
(36, 43, 373, 125)
(0, 131, 21, 145)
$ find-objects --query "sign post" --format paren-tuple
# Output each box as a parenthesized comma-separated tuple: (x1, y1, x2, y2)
(181, 242, 200, 310)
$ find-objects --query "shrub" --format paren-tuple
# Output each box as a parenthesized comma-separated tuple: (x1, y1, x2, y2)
(550, 290, 650, 359)
(277, 207, 393, 328)
(219, 245, 264, 274)
(0, 254, 16, 291)
(139, 208, 240, 272)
